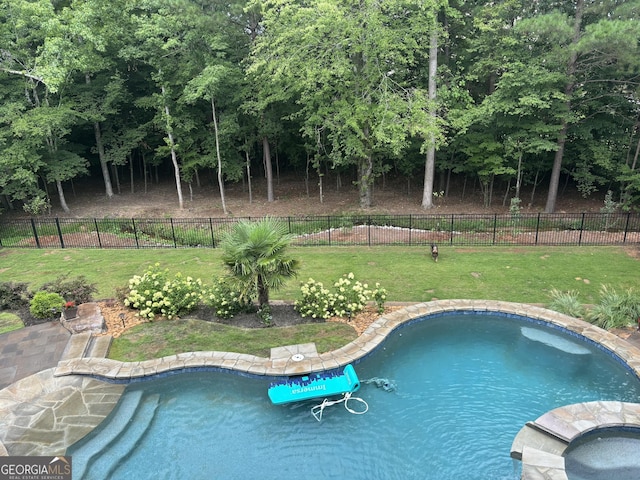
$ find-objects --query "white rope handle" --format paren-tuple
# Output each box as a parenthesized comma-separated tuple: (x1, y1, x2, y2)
(344, 393, 368, 415)
(311, 392, 369, 422)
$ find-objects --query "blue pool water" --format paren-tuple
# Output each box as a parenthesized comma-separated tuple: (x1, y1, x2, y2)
(69, 314, 640, 479)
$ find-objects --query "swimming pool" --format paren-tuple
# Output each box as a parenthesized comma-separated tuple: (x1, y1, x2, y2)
(68, 313, 640, 479)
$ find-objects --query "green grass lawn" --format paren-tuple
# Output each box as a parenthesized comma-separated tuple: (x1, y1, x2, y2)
(1, 246, 637, 304)
(1, 246, 638, 360)
(0, 312, 23, 335)
(108, 319, 357, 361)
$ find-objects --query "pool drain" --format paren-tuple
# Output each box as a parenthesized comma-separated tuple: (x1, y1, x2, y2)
(291, 354, 305, 362)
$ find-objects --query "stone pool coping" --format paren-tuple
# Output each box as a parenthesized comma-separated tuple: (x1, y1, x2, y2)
(2, 299, 640, 475)
(512, 401, 640, 480)
(54, 299, 640, 380)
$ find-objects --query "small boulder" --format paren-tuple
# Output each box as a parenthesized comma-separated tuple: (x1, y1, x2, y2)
(60, 302, 106, 335)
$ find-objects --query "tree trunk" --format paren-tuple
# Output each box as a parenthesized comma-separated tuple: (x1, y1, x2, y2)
(167, 133, 184, 210)
(263, 136, 274, 202)
(530, 168, 540, 206)
(631, 136, 640, 171)
(167, 130, 183, 209)
(358, 156, 374, 208)
(143, 152, 148, 194)
(304, 152, 310, 197)
(111, 163, 121, 194)
(86, 74, 114, 199)
(129, 155, 134, 194)
(55, 180, 70, 213)
(515, 150, 523, 199)
(502, 178, 511, 206)
(161, 84, 184, 209)
(245, 149, 253, 204)
(211, 97, 227, 215)
(275, 141, 280, 185)
(545, 0, 584, 213)
(545, 123, 568, 213)
(257, 275, 268, 307)
(422, 28, 438, 209)
(488, 175, 494, 207)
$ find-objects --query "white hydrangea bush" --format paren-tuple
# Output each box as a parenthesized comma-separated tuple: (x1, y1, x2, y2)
(124, 263, 207, 320)
(295, 273, 387, 319)
(203, 278, 252, 319)
(294, 278, 334, 319)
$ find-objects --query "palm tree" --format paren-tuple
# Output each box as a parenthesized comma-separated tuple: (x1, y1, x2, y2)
(220, 218, 299, 308)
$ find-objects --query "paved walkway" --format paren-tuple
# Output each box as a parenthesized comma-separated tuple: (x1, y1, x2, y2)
(0, 322, 71, 390)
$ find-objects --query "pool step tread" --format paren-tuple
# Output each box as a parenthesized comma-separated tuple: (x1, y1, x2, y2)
(510, 423, 568, 460)
(70, 389, 145, 479)
(90, 393, 161, 480)
(60, 332, 92, 360)
(86, 335, 112, 358)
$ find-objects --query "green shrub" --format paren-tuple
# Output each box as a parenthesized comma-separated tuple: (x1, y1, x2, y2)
(587, 285, 640, 330)
(547, 289, 585, 318)
(0, 282, 31, 310)
(40, 274, 97, 304)
(124, 264, 207, 320)
(257, 304, 273, 327)
(372, 283, 387, 313)
(330, 273, 373, 317)
(29, 291, 65, 319)
(204, 278, 252, 319)
(295, 273, 387, 319)
(295, 278, 334, 319)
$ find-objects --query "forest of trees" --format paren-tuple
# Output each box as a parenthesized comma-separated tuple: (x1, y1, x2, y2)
(1, 0, 639, 216)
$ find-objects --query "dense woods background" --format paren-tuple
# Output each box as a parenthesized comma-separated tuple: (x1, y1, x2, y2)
(1, 0, 639, 218)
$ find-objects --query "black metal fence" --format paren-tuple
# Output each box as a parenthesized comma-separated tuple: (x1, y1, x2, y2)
(0, 213, 639, 249)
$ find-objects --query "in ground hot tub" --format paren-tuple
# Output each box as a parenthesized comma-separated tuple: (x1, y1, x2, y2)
(564, 427, 640, 480)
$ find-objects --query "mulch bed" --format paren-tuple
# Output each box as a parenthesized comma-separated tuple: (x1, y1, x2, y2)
(96, 301, 398, 338)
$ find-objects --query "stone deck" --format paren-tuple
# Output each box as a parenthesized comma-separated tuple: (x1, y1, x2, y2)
(2, 299, 640, 478)
(511, 402, 640, 480)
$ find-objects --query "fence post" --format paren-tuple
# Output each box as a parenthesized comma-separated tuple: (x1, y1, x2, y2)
(30, 218, 41, 248)
(327, 216, 331, 246)
(132, 219, 139, 248)
(492, 214, 497, 245)
(55, 218, 65, 248)
(209, 218, 216, 248)
(94, 219, 103, 248)
(578, 213, 585, 246)
(170, 219, 177, 248)
(408, 214, 412, 246)
(449, 214, 454, 245)
(623, 212, 631, 244)
(535, 213, 540, 245)
(367, 216, 371, 247)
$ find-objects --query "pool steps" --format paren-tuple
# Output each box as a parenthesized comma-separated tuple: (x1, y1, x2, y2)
(60, 332, 112, 362)
(90, 394, 160, 480)
(70, 390, 157, 479)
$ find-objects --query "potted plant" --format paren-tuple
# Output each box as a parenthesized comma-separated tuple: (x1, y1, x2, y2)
(63, 300, 78, 320)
